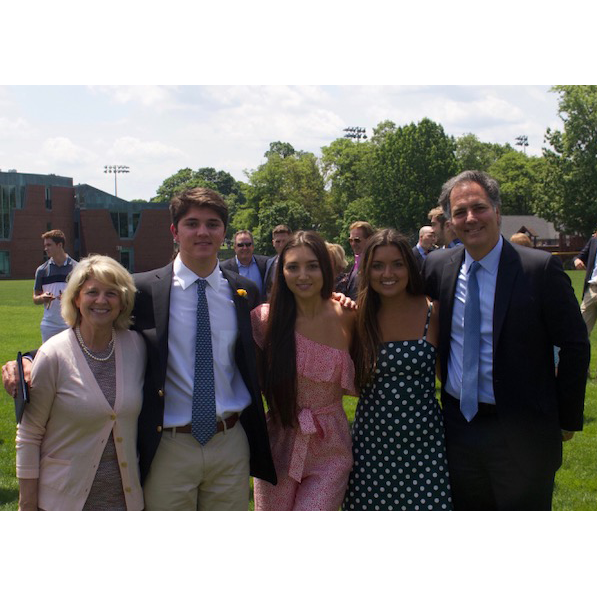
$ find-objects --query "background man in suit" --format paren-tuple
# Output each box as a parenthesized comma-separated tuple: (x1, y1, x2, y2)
(134, 188, 275, 509)
(423, 170, 589, 510)
(412, 225, 436, 271)
(220, 230, 269, 301)
(574, 234, 597, 340)
(264, 224, 292, 302)
(344, 220, 374, 300)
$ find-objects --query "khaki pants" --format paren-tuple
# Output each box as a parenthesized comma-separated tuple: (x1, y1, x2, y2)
(580, 284, 597, 335)
(143, 422, 250, 511)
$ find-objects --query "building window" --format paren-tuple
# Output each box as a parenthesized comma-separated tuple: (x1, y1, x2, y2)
(110, 212, 141, 238)
(45, 187, 52, 210)
(119, 247, 134, 272)
(1, 185, 19, 239)
(0, 251, 9, 276)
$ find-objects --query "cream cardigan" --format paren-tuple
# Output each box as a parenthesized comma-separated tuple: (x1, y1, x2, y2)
(16, 328, 146, 511)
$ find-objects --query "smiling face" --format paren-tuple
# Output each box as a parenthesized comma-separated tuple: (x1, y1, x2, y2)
(234, 232, 254, 265)
(171, 206, 226, 273)
(282, 245, 324, 300)
(369, 244, 409, 300)
(449, 181, 500, 261)
(75, 276, 122, 331)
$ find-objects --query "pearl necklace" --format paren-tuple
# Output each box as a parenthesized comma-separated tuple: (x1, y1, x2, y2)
(75, 326, 116, 362)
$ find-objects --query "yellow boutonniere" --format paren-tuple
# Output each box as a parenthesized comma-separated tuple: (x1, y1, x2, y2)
(237, 289, 247, 298)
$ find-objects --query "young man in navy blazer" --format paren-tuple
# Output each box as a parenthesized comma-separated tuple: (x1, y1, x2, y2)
(133, 187, 275, 509)
(423, 171, 589, 510)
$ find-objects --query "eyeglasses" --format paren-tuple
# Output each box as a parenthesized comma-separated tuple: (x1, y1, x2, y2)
(349, 238, 362, 243)
(236, 242, 253, 248)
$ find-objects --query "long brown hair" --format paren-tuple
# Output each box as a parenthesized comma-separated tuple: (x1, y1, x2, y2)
(352, 228, 424, 389)
(262, 230, 334, 427)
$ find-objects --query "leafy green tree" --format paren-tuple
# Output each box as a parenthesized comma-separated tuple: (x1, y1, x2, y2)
(456, 133, 513, 172)
(540, 85, 597, 236)
(245, 143, 332, 239)
(252, 200, 315, 254)
(264, 141, 296, 159)
(488, 150, 545, 215)
(320, 137, 374, 216)
(370, 118, 458, 237)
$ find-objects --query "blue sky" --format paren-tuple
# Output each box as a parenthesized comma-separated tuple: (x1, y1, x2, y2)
(0, 85, 564, 201)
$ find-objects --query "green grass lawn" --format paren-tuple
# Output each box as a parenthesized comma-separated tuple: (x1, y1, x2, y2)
(1, 272, 596, 510)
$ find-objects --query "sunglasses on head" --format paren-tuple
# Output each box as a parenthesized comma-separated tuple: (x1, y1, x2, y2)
(236, 242, 253, 248)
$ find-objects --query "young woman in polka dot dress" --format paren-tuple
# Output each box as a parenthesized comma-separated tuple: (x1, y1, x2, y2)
(343, 229, 452, 511)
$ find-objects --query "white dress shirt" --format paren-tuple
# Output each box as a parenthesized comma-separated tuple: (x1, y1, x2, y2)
(445, 236, 503, 405)
(163, 255, 252, 426)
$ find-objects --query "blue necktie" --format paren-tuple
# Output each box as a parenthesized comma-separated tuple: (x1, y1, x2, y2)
(460, 261, 481, 422)
(191, 279, 216, 445)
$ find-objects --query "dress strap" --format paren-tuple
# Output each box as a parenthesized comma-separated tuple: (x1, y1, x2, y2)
(422, 301, 433, 341)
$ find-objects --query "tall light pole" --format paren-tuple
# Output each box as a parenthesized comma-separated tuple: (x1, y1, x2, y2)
(515, 135, 529, 154)
(343, 126, 367, 142)
(104, 165, 129, 197)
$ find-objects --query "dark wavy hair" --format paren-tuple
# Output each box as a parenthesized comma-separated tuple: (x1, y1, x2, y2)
(352, 228, 424, 389)
(262, 230, 334, 427)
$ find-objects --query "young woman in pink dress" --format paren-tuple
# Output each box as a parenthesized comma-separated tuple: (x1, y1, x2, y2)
(251, 231, 357, 510)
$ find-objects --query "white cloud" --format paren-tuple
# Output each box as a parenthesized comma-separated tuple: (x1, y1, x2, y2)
(0, 116, 36, 139)
(109, 136, 186, 162)
(42, 137, 97, 165)
(89, 85, 181, 109)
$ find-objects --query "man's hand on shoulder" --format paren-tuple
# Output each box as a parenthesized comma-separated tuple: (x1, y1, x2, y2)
(332, 292, 357, 310)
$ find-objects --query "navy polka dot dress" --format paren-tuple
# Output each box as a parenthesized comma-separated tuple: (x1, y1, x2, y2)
(343, 305, 452, 511)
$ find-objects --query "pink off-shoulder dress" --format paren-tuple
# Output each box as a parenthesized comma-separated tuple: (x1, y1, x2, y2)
(251, 303, 357, 510)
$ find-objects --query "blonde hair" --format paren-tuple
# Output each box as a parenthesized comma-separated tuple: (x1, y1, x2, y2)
(326, 242, 348, 275)
(61, 255, 136, 330)
(510, 232, 532, 248)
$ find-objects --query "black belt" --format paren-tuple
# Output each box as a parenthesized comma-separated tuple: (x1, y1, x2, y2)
(164, 413, 240, 435)
(443, 393, 498, 416)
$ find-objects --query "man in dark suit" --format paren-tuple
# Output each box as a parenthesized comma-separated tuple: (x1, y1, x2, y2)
(423, 170, 589, 510)
(135, 188, 275, 509)
(220, 230, 269, 301)
(574, 235, 597, 339)
(263, 224, 292, 300)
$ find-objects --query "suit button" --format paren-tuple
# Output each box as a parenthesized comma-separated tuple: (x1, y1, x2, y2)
(125, 487, 131, 493)
(158, 389, 164, 398)
(116, 437, 123, 443)
(157, 425, 163, 433)
(120, 462, 128, 468)
(110, 414, 116, 420)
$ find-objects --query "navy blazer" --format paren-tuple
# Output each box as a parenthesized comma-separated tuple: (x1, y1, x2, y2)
(423, 238, 589, 475)
(132, 263, 276, 485)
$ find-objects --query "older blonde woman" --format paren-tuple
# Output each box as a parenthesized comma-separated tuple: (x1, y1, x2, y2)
(16, 255, 146, 511)
(326, 242, 349, 293)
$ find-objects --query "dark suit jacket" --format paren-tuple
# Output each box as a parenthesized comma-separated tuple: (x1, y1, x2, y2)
(412, 246, 425, 272)
(576, 237, 597, 296)
(263, 255, 278, 299)
(423, 238, 590, 475)
(343, 263, 359, 300)
(220, 254, 269, 298)
(132, 263, 276, 485)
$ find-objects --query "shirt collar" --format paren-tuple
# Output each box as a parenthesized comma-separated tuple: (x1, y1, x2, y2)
(235, 255, 255, 269)
(48, 254, 72, 266)
(173, 254, 222, 292)
(464, 235, 503, 275)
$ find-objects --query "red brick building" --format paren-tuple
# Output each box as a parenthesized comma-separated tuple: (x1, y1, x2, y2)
(0, 171, 173, 279)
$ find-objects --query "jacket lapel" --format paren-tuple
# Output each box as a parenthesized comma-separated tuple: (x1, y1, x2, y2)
(152, 263, 173, 382)
(493, 239, 519, 351)
(439, 247, 464, 378)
